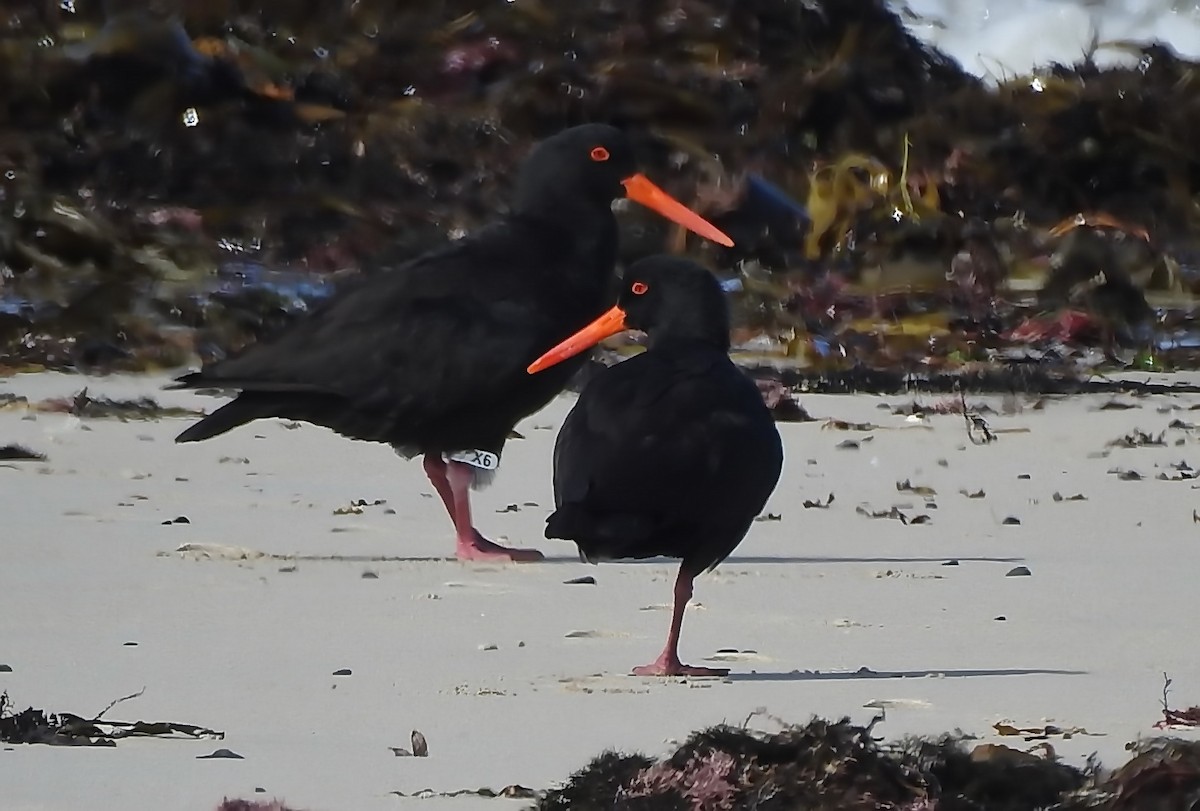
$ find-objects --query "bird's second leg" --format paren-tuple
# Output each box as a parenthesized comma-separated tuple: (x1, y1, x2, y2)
(633, 566, 729, 677)
(422, 454, 459, 524)
(445, 460, 544, 563)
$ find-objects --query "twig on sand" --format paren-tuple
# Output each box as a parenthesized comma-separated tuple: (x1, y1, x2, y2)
(960, 387, 996, 445)
(94, 686, 146, 721)
(1156, 672, 1200, 729)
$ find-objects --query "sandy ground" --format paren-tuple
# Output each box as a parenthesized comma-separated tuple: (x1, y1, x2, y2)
(3, 369, 1200, 811)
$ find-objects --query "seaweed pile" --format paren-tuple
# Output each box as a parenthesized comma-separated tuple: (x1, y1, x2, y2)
(535, 715, 1200, 811)
(0, 689, 223, 746)
(3, 0, 1200, 381)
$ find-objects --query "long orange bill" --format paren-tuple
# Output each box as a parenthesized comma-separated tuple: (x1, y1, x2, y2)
(527, 305, 628, 374)
(622, 174, 734, 248)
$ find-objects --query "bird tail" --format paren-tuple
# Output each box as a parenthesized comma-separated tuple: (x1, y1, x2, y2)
(162, 371, 205, 391)
(545, 504, 656, 560)
(175, 394, 280, 443)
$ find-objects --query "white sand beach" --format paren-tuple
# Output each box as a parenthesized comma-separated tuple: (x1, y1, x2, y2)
(3, 370, 1199, 810)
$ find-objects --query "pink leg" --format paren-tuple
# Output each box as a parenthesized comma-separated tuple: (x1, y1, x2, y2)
(632, 567, 729, 677)
(444, 461, 544, 563)
(422, 455, 458, 524)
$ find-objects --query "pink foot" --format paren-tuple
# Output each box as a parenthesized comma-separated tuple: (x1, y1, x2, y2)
(456, 531, 544, 563)
(436, 459, 544, 562)
(632, 653, 730, 678)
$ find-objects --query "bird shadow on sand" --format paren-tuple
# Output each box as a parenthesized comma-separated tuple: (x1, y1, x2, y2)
(168, 549, 1024, 566)
(727, 555, 1024, 565)
(727, 666, 1086, 683)
(535, 554, 1025, 566)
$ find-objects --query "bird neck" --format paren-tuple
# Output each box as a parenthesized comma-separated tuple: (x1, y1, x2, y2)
(642, 287, 732, 352)
(513, 181, 614, 232)
(511, 193, 617, 275)
(646, 318, 731, 354)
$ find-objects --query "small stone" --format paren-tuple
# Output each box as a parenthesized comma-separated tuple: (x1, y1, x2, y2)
(479, 643, 499, 651)
(1005, 566, 1032, 577)
(197, 748, 244, 759)
(411, 730, 429, 757)
(994, 616, 1007, 621)
(1017, 473, 1031, 479)
(123, 641, 138, 647)
(0, 664, 12, 672)
(332, 668, 352, 676)
(942, 559, 960, 566)
(361, 570, 379, 579)
(563, 576, 596, 585)
(254, 788, 266, 794)
(1002, 516, 1021, 525)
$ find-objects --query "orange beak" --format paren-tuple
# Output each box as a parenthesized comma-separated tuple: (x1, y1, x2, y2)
(527, 305, 628, 374)
(621, 174, 734, 248)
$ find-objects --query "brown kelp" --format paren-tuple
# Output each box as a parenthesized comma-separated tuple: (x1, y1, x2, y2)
(3, 0, 1200, 383)
(535, 715, 1200, 811)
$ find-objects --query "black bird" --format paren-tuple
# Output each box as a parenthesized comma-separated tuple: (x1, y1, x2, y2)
(169, 124, 733, 563)
(527, 257, 784, 675)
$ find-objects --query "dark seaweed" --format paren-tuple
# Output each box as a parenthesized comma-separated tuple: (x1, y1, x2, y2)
(0, 443, 44, 460)
(536, 715, 1200, 811)
(0, 690, 223, 746)
(2, 0, 1200, 379)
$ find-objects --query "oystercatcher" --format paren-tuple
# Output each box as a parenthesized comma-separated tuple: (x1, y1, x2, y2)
(171, 124, 733, 563)
(528, 256, 782, 674)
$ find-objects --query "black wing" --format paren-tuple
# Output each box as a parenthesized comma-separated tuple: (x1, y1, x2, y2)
(552, 350, 783, 567)
(175, 221, 594, 426)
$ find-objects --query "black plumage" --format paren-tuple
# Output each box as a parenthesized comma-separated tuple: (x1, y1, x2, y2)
(170, 124, 733, 562)
(528, 256, 784, 675)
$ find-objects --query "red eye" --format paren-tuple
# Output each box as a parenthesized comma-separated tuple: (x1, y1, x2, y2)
(631, 282, 648, 295)
(590, 146, 610, 162)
